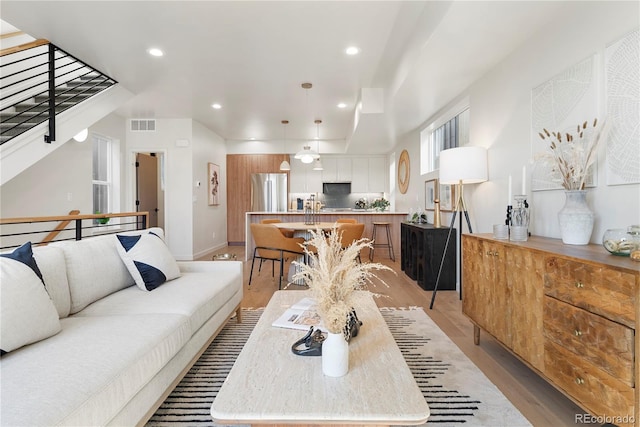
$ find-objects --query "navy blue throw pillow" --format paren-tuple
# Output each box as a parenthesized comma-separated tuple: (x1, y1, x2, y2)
(0, 242, 44, 284)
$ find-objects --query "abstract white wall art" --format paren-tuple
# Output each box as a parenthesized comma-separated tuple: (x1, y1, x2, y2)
(605, 28, 640, 186)
(531, 55, 599, 191)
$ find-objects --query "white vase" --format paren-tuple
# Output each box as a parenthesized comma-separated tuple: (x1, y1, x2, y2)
(322, 332, 349, 377)
(558, 190, 595, 245)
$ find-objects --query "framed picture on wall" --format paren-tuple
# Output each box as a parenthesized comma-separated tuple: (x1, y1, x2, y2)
(208, 163, 220, 206)
(439, 184, 455, 211)
(425, 179, 438, 210)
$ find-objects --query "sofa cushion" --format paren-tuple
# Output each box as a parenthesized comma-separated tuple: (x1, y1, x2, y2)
(51, 234, 135, 314)
(116, 232, 180, 291)
(0, 243, 61, 353)
(1, 241, 44, 281)
(76, 262, 242, 336)
(0, 313, 191, 426)
(33, 245, 71, 318)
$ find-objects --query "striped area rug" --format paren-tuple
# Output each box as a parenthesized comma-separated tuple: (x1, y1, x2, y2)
(147, 308, 530, 427)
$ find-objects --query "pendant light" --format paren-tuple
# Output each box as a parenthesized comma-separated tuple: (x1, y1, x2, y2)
(294, 83, 320, 164)
(312, 119, 323, 171)
(279, 120, 291, 171)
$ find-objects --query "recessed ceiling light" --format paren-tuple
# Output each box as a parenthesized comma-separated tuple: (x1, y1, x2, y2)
(345, 46, 360, 55)
(337, 103, 347, 109)
(148, 48, 164, 57)
(211, 103, 222, 109)
(250, 137, 256, 140)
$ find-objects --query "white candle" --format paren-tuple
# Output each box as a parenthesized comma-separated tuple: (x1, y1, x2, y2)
(508, 175, 512, 205)
(522, 165, 526, 195)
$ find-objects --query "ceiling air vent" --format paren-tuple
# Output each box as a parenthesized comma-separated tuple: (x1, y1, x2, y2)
(130, 119, 156, 132)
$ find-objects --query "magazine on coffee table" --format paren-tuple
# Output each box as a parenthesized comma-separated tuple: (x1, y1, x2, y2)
(272, 297, 327, 332)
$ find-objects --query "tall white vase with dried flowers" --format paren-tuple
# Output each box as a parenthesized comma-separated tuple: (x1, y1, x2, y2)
(537, 118, 607, 245)
(292, 226, 392, 377)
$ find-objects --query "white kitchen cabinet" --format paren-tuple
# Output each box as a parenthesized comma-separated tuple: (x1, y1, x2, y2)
(290, 160, 322, 193)
(351, 157, 386, 193)
(321, 158, 352, 182)
(368, 157, 386, 192)
(351, 158, 369, 192)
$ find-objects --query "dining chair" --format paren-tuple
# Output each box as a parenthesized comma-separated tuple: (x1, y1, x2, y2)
(249, 223, 305, 289)
(336, 218, 357, 224)
(337, 222, 365, 263)
(260, 218, 295, 238)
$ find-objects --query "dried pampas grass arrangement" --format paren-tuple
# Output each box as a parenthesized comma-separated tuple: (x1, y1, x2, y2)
(536, 118, 608, 190)
(292, 226, 393, 334)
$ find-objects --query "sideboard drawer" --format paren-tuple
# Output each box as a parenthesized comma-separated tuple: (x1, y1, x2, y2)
(545, 340, 634, 423)
(544, 256, 635, 328)
(544, 296, 634, 386)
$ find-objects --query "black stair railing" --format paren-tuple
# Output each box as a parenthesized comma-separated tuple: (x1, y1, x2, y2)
(0, 40, 117, 145)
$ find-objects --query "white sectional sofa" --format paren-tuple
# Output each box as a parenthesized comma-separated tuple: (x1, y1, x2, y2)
(0, 228, 243, 426)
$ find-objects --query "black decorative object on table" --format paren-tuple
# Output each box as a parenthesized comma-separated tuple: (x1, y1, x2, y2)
(505, 205, 512, 226)
(291, 308, 362, 357)
(291, 327, 325, 356)
(344, 308, 362, 342)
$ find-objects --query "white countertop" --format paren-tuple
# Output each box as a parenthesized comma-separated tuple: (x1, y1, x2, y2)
(248, 211, 408, 214)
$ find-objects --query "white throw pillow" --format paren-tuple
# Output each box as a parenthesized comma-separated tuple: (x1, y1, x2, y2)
(116, 232, 180, 291)
(0, 242, 61, 353)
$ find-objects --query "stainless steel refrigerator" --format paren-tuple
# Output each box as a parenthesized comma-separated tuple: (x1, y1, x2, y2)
(250, 173, 288, 212)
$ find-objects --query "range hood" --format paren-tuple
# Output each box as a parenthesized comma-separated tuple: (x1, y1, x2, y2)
(322, 182, 351, 195)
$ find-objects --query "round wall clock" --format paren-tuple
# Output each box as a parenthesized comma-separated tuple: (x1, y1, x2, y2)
(398, 149, 410, 194)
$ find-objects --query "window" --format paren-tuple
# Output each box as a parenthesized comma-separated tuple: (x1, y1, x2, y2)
(92, 134, 120, 224)
(421, 107, 469, 174)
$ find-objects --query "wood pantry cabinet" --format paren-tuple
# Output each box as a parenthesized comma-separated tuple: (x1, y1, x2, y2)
(462, 234, 640, 426)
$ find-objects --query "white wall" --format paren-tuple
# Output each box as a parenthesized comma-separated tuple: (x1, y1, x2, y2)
(394, 1, 639, 243)
(192, 121, 228, 259)
(0, 112, 128, 220)
(125, 119, 194, 260)
(0, 136, 93, 219)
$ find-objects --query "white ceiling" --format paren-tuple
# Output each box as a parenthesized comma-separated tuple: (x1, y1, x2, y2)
(1, 1, 568, 154)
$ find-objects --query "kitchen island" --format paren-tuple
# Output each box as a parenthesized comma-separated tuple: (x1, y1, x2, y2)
(245, 211, 408, 261)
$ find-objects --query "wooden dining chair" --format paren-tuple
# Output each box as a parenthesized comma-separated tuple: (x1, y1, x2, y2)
(249, 223, 305, 289)
(337, 222, 365, 262)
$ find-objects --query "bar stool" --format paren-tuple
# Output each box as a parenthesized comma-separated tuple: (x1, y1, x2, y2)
(369, 222, 395, 262)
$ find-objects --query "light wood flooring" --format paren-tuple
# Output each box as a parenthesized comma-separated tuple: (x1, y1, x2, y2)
(207, 245, 584, 427)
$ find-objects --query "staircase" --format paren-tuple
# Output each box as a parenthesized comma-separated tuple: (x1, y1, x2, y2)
(0, 41, 117, 145)
(0, 36, 132, 186)
(1, 73, 115, 144)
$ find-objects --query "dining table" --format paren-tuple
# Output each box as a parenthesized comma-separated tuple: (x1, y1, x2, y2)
(271, 221, 340, 233)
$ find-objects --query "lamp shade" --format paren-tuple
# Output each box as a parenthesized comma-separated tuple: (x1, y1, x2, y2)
(279, 160, 291, 171)
(439, 146, 488, 185)
(73, 128, 88, 142)
(294, 145, 319, 164)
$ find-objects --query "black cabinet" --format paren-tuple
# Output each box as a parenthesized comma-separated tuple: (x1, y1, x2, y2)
(400, 222, 456, 291)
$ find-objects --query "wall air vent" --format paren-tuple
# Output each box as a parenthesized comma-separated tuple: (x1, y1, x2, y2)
(130, 119, 156, 132)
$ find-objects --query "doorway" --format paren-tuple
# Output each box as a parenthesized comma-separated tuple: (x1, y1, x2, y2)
(135, 152, 164, 229)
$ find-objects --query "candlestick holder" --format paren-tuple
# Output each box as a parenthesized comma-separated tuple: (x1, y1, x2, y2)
(510, 194, 529, 241)
(505, 205, 512, 226)
(304, 194, 318, 225)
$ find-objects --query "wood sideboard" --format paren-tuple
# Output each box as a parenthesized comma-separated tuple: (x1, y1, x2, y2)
(462, 233, 640, 426)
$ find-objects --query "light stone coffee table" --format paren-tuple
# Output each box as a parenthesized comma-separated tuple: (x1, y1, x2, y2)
(211, 290, 430, 426)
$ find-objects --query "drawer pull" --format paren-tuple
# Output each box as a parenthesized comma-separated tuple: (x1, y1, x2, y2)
(574, 329, 582, 337)
(575, 377, 585, 385)
(574, 281, 584, 288)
